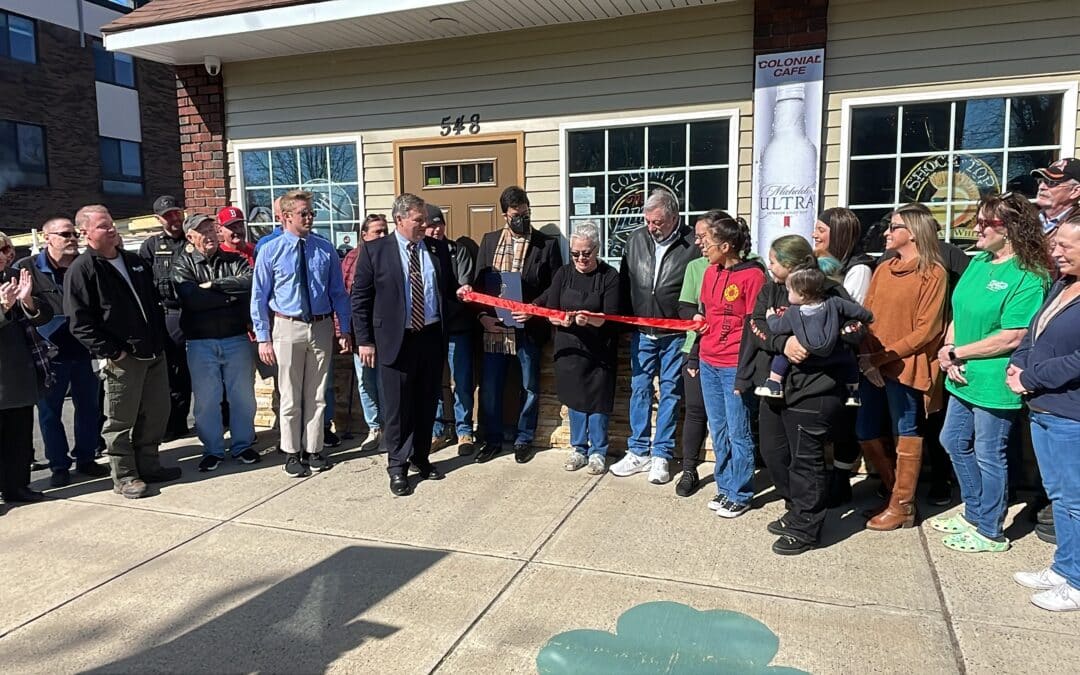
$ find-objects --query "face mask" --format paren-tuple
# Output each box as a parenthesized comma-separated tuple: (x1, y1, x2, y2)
(508, 214, 531, 236)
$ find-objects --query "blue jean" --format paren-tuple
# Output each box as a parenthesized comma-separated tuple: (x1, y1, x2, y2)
(568, 409, 609, 457)
(940, 396, 1017, 539)
(186, 335, 257, 458)
(480, 332, 539, 446)
(352, 354, 382, 431)
(1030, 411, 1080, 590)
(627, 332, 684, 460)
(700, 362, 755, 506)
(857, 377, 922, 440)
(434, 331, 474, 438)
(38, 358, 101, 470)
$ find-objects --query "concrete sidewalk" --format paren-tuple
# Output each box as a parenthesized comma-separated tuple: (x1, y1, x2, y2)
(2, 432, 1078, 674)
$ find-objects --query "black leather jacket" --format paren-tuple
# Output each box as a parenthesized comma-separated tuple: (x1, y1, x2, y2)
(172, 248, 253, 340)
(139, 232, 186, 309)
(617, 224, 700, 335)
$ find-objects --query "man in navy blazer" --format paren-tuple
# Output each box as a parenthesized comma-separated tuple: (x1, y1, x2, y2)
(352, 193, 461, 496)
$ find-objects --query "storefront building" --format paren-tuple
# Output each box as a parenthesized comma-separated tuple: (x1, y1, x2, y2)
(102, 0, 1080, 443)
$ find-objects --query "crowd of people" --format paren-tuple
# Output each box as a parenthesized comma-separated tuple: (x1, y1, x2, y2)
(0, 158, 1079, 613)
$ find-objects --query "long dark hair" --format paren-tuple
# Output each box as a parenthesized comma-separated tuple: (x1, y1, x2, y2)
(697, 209, 751, 259)
(818, 207, 863, 262)
(978, 192, 1053, 277)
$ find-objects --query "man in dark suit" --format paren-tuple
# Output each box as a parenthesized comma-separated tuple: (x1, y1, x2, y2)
(352, 193, 460, 496)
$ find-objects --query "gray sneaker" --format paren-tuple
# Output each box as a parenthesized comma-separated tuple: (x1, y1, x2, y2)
(564, 451, 587, 471)
(586, 454, 607, 475)
(113, 477, 146, 500)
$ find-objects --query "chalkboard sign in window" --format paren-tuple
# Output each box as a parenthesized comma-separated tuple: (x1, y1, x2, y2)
(567, 118, 734, 262)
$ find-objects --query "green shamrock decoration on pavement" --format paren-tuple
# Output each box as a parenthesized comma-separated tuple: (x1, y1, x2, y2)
(536, 601, 807, 674)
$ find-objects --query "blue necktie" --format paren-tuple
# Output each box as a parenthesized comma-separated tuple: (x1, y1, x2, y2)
(297, 238, 313, 322)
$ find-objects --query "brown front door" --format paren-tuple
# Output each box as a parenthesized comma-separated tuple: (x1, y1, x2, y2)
(397, 135, 522, 243)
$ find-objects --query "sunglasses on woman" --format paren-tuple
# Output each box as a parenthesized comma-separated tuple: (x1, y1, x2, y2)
(570, 249, 596, 259)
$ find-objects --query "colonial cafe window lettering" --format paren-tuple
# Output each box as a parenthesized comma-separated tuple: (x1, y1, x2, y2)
(844, 92, 1067, 249)
(565, 116, 736, 263)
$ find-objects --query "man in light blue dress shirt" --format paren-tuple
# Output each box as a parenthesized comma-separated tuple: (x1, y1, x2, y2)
(251, 190, 351, 476)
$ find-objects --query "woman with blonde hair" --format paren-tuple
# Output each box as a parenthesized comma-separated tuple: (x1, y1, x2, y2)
(858, 202, 948, 530)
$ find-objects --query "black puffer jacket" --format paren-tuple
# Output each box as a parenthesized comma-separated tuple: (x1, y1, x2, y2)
(173, 248, 253, 340)
(618, 224, 700, 335)
(64, 248, 167, 360)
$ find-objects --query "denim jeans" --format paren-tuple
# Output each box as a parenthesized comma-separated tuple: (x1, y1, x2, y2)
(480, 331, 539, 446)
(700, 362, 755, 506)
(186, 335, 257, 458)
(940, 396, 1017, 539)
(38, 358, 101, 470)
(857, 377, 922, 439)
(1030, 411, 1080, 590)
(627, 332, 684, 460)
(434, 331, 474, 439)
(568, 408, 609, 457)
(352, 354, 382, 432)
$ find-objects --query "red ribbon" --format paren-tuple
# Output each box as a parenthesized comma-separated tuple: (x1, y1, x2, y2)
(461, 290, 707, 332)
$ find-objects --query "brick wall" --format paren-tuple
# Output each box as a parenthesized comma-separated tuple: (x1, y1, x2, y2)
(0, 21, 180, 233)
(754, 0, 828, 53)
(175, 65, 227, 212)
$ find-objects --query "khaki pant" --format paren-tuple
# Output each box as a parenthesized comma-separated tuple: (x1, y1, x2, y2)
(273, 317, 333, 454)
(100, 353, 170, 485)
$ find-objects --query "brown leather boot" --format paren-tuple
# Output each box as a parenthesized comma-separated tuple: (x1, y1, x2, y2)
(858, 438, 895, 518)
(867, 436, 923, 531)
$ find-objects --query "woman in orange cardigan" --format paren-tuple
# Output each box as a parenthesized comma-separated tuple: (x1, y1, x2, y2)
(858, 202, 948, 530)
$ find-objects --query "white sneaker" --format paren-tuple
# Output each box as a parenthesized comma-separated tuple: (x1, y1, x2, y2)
(1014, 567, 1068, 590)
(610, 452, 651, 477)
(1031, 583, 1080, 612)
(362, 429, 382, 451)
(586, 454, 607, 475)
(564, 451, 587, 471)
(648, 457, 670, 484)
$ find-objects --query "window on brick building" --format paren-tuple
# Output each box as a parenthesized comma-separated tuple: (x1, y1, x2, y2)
(563, 114, 737, 263)
(93, 43, 136, 88)
(100, 137, 143, 195)
(842, 88, 1073, 250)
(239, 142, 361, 244)
(0, 120, 47, 187)
(0, 11, 36, 64)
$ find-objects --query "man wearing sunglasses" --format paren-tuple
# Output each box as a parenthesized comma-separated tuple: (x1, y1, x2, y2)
(15, 218, 109, 487)
(1032, 158, 1080, 241)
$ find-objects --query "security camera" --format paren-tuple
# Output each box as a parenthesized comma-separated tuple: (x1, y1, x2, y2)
(204, 56, 221, 77)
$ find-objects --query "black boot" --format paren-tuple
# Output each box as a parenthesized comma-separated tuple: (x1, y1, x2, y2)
(826, 467, 852, 508)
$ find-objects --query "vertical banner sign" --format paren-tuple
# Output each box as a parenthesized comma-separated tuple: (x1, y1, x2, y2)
(751, 49, 825, 260)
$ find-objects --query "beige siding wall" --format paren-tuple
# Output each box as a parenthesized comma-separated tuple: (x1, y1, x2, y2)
(822, 0, 1080, 206)
(224, 2, 755, 227)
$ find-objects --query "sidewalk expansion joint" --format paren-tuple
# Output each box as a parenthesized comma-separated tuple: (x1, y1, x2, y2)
(919, 524, 968, 674)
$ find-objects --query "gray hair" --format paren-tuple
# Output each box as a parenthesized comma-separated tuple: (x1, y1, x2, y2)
(570, 221, 601, 251)
(643, 189, 679, 220)
(0, 231, 11, 249)
(75, 204, 111, 230)
(391, 193, 425, 221)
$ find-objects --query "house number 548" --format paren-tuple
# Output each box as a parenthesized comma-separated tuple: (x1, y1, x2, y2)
(440, 114, 481, 136)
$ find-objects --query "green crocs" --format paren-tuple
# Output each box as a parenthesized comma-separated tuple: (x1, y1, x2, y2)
(929, 513, 973, 534)
(942, 530, 1010, 553)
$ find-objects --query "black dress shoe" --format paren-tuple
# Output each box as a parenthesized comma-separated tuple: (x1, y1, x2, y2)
(474, 443, 502, 463)
(31, 458, 49, 472)
(3, 487, 46, 503)
(1036, 522, 1057, 545)
(142, 466, 182, 483)
(412, 462, 445, 480)
(50, 469, 72, 488)
(390, 474, 412, 496)
(514, 443, 535, 464)
(76, 462, 111, 478)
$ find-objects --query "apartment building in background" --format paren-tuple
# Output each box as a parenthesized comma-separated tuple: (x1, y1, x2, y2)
(0, 0, 181, 234)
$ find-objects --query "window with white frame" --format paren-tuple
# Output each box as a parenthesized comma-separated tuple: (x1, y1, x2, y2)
(844, 91, 1070, 249)
(565, 116, 735, 262)
(239, 142, 361, 246)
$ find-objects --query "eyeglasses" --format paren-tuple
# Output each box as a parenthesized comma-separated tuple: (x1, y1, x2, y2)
(291, 209, 315, 218)
(570, 249, 596, 259)
(887, 223, 908, 232)
(1040, 177, 1074, 188)
(0, 245, 12, 254)
(974, 217, 1004, 229)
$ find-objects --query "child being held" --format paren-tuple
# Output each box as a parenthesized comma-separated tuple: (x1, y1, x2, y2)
(756, 258, 873, 407)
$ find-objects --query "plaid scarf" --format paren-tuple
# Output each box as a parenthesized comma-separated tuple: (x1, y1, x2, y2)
(484, 228, 530, 355)
(19, 310, 57, 390)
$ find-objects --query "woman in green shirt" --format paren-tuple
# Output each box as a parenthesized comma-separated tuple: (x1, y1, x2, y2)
(932, 192, 1051, 552)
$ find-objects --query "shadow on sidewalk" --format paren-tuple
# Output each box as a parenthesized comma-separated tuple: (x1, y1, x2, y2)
(80, 545, 446, 674)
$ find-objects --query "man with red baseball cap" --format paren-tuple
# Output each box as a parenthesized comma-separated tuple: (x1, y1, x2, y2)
(216, 206, 255, 265)
(1031, 158, 1080, 239)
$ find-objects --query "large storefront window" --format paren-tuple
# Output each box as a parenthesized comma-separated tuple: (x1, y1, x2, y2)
(239, 142, 361, 246)
(845, 92, 1066, 249)
(565, 116, 735, 262)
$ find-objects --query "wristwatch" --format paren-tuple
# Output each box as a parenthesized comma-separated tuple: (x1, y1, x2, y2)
(948, 348, 958, 363)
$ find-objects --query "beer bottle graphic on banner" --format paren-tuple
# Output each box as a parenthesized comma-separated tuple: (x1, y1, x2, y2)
(757, 83, 818, 248)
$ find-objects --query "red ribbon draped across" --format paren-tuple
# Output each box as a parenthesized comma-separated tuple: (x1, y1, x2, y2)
(460, 290, 707, 332)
